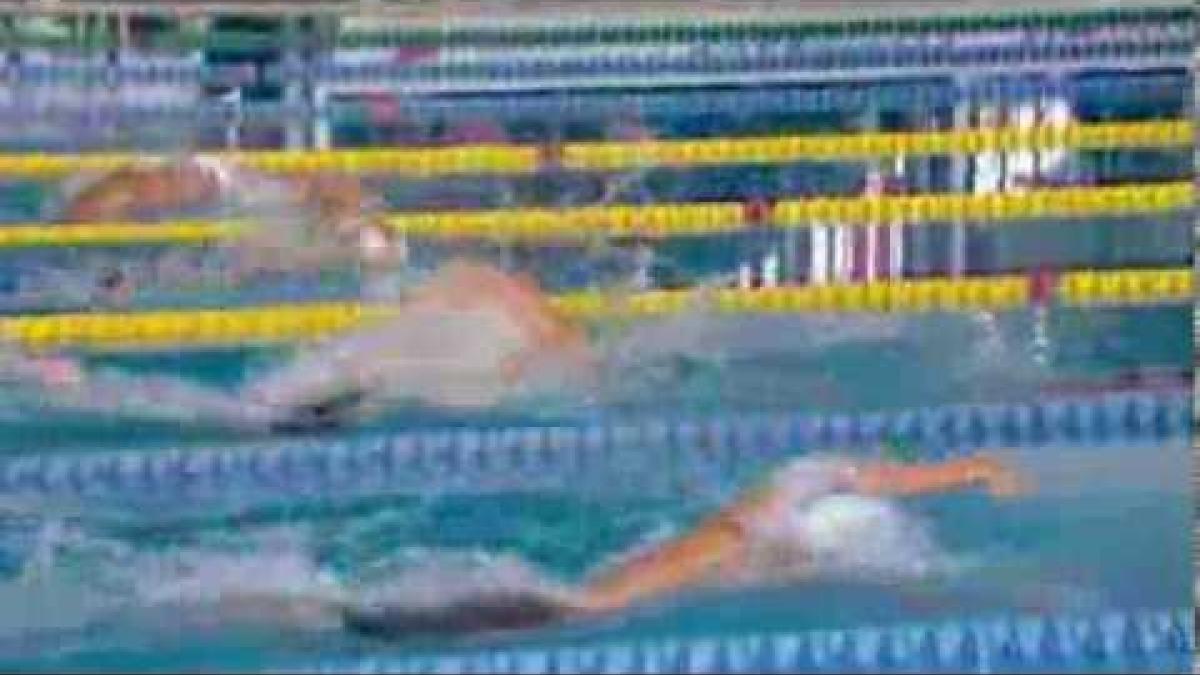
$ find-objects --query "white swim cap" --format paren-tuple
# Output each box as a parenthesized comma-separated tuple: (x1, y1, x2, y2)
(360, 226, 406, 264)
(796, 494, 944, 580)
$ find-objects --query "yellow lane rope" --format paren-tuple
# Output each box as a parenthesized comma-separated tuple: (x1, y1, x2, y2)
(0, 221, 238, 247)
(390, 182, 1191, 239)
(0, 120, 1187, 178)
(0, 182, 1189, 248)
(558, 120, 1192, 171)
(0, 267, 1188, 351)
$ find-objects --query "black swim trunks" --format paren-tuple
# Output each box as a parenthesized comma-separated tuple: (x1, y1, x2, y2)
(341, 591, 571, 640)
(268, 388, 369, 434)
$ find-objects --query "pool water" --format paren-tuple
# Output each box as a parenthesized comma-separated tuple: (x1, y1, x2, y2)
(0, 349, 1183, 663)
(0, 305, 1188, 455)
(0, 211, 1186, 672)
(0, 443, 1186, 673)
(0, 27, 1189, 672)
(0, 300, 1188, 672)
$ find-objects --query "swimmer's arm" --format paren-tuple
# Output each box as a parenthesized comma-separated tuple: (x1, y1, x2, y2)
(409, 261, 596, 381)
(574, 454, 1027, 614)
(576, 483, 785, 614)
(63, 160, 371, 228)
(62, 162, 224, 222)
(849, 454, 1027, 499)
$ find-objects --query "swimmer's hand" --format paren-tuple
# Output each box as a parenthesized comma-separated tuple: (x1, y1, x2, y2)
(966, 453, 1031, 498)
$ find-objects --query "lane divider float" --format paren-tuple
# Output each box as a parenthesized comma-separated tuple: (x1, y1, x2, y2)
(0, 181, 1189, 248)
(0, 120, 1185, 179)
(0, 268, 1188, 351)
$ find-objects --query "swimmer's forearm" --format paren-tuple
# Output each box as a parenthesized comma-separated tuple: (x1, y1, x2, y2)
(850, 455, 1026, 498)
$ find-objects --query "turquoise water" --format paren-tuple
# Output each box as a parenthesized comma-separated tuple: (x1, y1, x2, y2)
(0, 301, 1187, 671)
(0, 142, 1188, 667)
(0, 444, 1187, 672)
(0, 305, 1188, 455)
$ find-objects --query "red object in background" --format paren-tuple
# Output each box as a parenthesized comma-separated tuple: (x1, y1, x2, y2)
(538, 143, 565, 168)
(444, 118, 510, 145)
(361, 92, 404, 126)
(352, 46, 439, 127)
(1029, 266, 1058, 306)
(743, 198, 774, 224)
(391, 46, 441, 65)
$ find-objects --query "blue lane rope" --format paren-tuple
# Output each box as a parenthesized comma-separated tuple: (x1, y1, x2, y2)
(330, 9, 1194, 48)
(288, 607, 1193, 674)
(0, 37, 1188, 89)
(2, 7, 1189, 54)
(0, 72, 1186, 126)
(0, 390, 1187, 507)
(291, 40, 1192, 88)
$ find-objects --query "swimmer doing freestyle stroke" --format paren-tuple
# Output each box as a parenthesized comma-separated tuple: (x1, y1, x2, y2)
(343, 453, 1027, 639)
(9, 156, 595, 432)
(160, 452, 1026, 640)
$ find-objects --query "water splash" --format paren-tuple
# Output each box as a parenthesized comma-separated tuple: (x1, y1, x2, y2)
(0, 345, 270, 432)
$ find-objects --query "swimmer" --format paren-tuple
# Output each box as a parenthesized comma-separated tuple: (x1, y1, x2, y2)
(332, 452, 1027, 640)
(244, 259, 596, 432)
(0, 258, 593, 432)
(34, 159, 595, 432)
(59, 156, 405, 281)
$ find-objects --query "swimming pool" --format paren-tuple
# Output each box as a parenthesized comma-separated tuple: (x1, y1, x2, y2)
(0, 439, 1189, 672)
(0, 300, 1189, 672)
(0, 3, 1191, 673)
(0, 304, 1188, 449)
